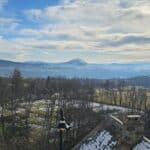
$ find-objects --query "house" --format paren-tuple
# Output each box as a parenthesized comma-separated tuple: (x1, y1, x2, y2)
(109, 114, 144, 145)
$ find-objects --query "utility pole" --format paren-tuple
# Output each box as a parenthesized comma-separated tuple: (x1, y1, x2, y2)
(59, 129, 63, 150)
(57, 108, 70, 150)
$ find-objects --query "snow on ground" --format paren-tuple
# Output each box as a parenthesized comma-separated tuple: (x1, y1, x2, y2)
(16, 108, 26, 114)
(67, 100, 129, 112)
(39, 107, 47, 111)
(23, 99, 131, 114)
(79, 130, 117, 150)
(133, 140, 150, 150)
(33, 99, 46, 104)
(29, 124, 42, 129)
(92, 103, 128, 112)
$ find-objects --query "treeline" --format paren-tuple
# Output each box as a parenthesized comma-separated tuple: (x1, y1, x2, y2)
(0, 69, 103, 150)
(96, 80, 149, 111)
(0, 69, 150, 150)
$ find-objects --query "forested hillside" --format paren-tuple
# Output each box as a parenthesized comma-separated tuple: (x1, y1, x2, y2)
(0, 70, 150, 150)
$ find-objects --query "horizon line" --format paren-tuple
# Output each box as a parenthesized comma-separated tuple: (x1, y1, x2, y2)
(0, 58, 150, 65)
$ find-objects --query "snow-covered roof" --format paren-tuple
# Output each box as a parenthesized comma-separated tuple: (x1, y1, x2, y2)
(79, 130, 117, 150)
(110, 115, 123, 125)
(133, 140, 150, 150)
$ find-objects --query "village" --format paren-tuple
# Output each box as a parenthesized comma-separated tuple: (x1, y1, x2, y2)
(72, 110, 150, 150)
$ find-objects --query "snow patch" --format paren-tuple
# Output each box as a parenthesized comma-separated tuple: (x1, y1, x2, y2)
(133, 140, 150, 150)
(79, 130, 117, 150)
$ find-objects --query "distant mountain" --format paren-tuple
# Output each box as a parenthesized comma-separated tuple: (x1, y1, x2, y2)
(25, 61, 49, 65)
(0, 59, 150, 79)
(63, 59, 87, 65)
(126, 76, 150, 88)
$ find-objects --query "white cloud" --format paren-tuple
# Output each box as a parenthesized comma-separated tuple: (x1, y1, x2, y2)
(0, 0, 150, 63)
(0, 0, 7, 10)
(0, 0, 20, 35)
(0, 17, 20, 35)
(24, 0, 150, 34)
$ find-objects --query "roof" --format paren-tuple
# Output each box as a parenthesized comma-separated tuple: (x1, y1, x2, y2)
(127, 115, 141, 118)
(143, 136, 150, 143)
(110, 115, 123, 125)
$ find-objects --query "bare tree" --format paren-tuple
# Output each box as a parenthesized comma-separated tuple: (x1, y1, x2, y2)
(10, 69, 23, 130)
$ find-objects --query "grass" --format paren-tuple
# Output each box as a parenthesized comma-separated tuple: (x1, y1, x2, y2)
(95, 88, 150, 110)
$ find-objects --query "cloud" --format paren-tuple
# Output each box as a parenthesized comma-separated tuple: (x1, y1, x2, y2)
(0, 0, 20, 35)
(0, 17, 20, 34)
(0, 0, 7, 10)
(24, 0, 150, 34)
(0, 0, 150, 63)
(103, 35, 150, 47)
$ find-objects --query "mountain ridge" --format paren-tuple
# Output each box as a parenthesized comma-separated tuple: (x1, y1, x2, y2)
(0, 59, 150, 79)
(0, 58, 150, 65)
(63, 58, 87, 65)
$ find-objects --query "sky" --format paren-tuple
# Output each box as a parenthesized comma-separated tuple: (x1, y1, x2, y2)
(0, 0, 150, 63)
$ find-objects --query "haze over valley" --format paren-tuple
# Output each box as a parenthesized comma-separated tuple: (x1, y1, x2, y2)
(0, 59, 150, 79)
